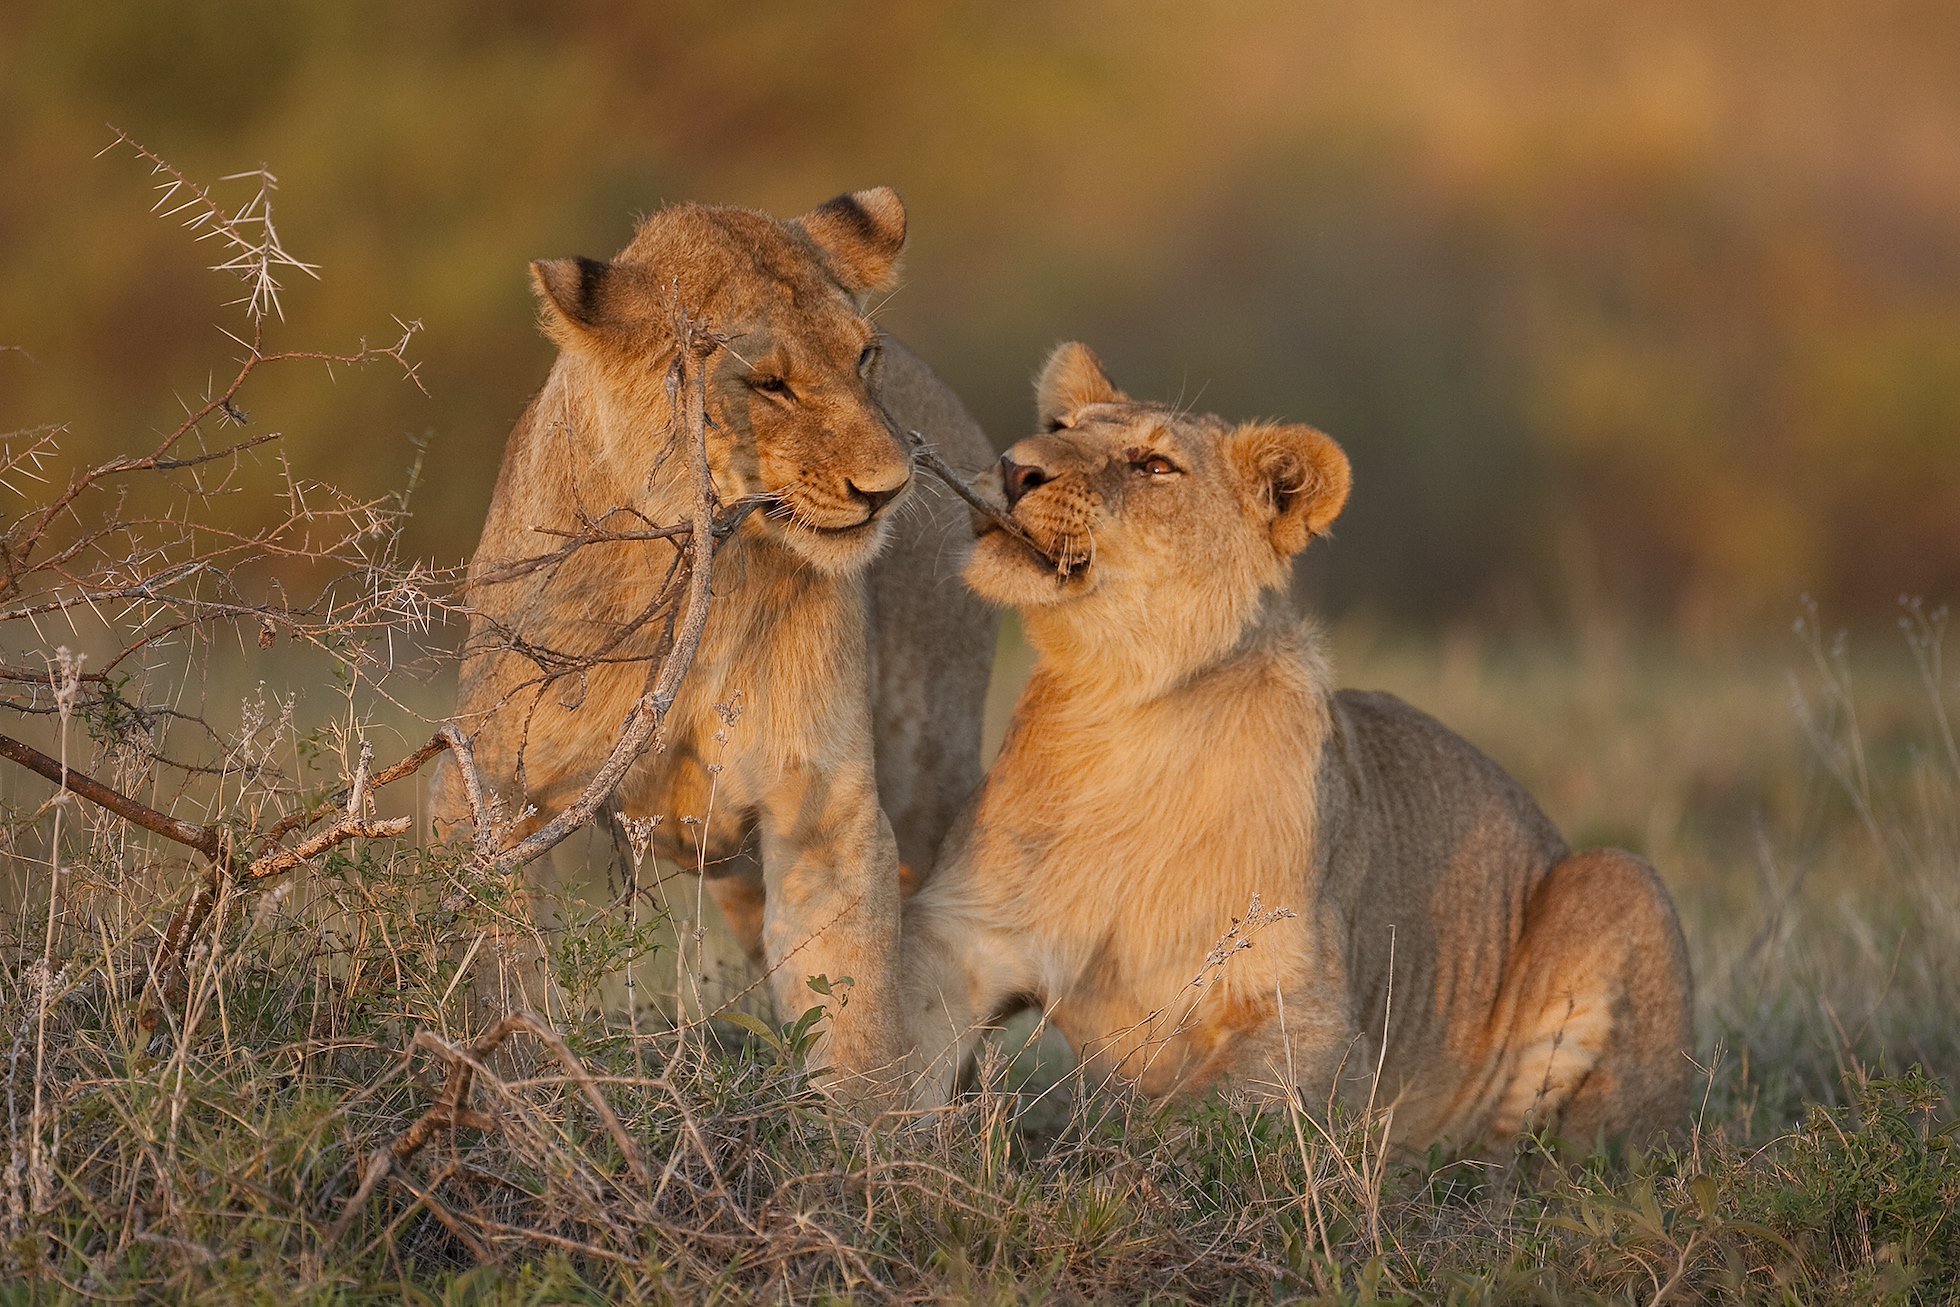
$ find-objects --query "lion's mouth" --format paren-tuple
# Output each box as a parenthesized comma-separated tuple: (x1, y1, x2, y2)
(1051, 553, 1090, 581)
(802, 517, 878, 537)
(977, 518, 1092, 582)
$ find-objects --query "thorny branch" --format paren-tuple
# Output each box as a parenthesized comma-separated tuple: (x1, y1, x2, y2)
(5, 275, 737, 986)
(5, 146, 416, 803)
(99, 127, 321, 325)
(490, 302, 729, 871)
(0, 141, 423, 699)
(0, 146, 455, 971)
(2, 138, 1017, 1052)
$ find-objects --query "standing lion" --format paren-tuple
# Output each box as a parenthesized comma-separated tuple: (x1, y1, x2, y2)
(435, 189, 996, 1102)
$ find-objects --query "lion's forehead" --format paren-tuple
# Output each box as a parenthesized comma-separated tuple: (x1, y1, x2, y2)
(1061, 407, 1225, 465)
(632, 265, 858, 332)
(725, 308, 873, 367)
(622, 203, 796, 263)
(616, 208, 859, 327)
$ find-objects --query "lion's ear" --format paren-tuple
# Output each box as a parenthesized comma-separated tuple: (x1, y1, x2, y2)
(1225, 422, 1351, 557)
(530, 256, 613, 341)
(795, 187, 907, 303)
(1035, 342, 1125, 430)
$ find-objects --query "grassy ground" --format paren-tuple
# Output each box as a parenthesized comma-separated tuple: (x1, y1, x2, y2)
(2, 609, 1956, 1303)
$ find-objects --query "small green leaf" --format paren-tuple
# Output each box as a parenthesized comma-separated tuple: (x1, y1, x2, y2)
(1691, 1173, 1719, 1222)
(806, 972, 853, 998)
(713, 1010, 781, 1051)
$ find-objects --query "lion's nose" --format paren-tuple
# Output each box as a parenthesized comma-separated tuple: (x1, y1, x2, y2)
(847, 477, 905, 518)
(999, 454, 1053, 510)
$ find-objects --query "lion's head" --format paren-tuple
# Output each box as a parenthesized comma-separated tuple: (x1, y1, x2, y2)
(531, 188, 915, 574)
(966, 342, 1350, 688)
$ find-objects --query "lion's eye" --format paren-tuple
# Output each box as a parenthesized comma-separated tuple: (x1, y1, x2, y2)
(1131, 454, 1180, 476)
(857, 343, 880, 375)
(749, 374, 795, 401)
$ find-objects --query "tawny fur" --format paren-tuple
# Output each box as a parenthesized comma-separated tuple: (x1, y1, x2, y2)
(902, 343, 1693, 1150)
(433, 190, 997, 1102)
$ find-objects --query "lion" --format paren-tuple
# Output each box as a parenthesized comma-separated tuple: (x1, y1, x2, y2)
(434, 189, 997, 1101)
(900, 342, 1694, 1150)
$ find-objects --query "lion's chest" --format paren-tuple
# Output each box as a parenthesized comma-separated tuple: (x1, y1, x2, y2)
(627, 726, 760, 868)
(986, 696, 1320, 975)
(612, 655, 778, 867)
(952, 668, 1331, 1091)
(612, 558, 862, 863)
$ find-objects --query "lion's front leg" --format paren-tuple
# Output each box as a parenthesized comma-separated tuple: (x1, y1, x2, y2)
(755, 760, 906, 1106)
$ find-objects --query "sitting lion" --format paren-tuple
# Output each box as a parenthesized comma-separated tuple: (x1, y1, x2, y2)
(901, 342, 1693, 1149)
(434, 189, 996, 1101)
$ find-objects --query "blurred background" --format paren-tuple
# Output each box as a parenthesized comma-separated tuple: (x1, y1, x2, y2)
(5, 0, 1956, 635)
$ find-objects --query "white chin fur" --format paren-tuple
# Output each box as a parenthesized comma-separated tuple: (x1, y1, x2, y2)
(782, 518, 889, 574)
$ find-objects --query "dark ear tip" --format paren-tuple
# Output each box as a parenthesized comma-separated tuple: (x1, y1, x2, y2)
(797, 189, 907, 297)
(813, 188, 907, 251)
(531, 255, 610, 328)
(841, 187, 906, 245)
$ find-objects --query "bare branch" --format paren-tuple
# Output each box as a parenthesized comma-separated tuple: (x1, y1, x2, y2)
(489, 301, 728, 872)
(0, 732, 222, 859)
(0, 665, 108, 685)
(3, 137, 741, 1029)
(242, 813, 413, 883)
(250, 727, 466, 854)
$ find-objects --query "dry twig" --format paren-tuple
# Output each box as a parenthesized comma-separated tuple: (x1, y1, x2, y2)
(905, 428, 1043, 553)
(325, 1010, 648, 1247)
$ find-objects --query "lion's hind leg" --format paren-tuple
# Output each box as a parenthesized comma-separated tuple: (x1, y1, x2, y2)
(1487, 849, 1694, 1151)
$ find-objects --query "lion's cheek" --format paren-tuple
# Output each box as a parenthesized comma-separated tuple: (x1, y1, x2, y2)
(750, 428, 809, 498)
(700, 408, 769, 501)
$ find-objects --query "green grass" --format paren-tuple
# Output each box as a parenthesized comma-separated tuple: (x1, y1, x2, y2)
(2, 610, 1956, 1303)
